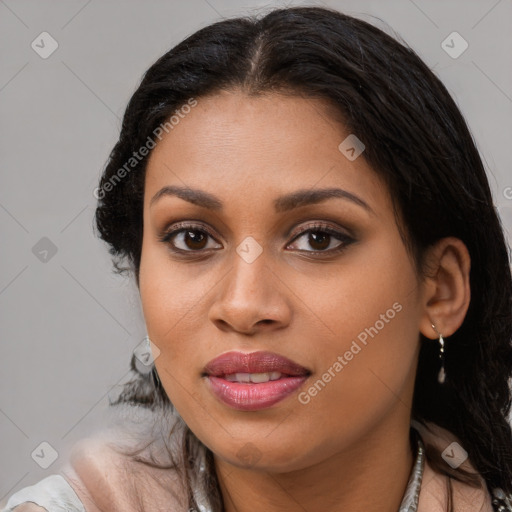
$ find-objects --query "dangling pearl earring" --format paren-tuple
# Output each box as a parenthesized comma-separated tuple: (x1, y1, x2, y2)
(431, 323, 446, 384)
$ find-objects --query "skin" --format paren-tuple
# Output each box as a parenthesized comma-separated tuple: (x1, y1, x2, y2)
(138, 90, 471, 512)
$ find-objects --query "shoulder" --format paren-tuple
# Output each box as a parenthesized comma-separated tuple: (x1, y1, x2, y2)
(414, 421, 494, 512)
(419, 459, 494, 512)
(0, 474, 85, 512)
(2, 408, 189, 512)
(62, 428, 188, 512)
(3, 506, 47, 512)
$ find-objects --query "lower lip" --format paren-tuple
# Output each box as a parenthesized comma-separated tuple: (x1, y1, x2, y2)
(206, 375, 308, 411)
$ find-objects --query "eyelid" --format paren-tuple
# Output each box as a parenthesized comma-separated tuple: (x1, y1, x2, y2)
(286, 222, 354, 253)
(289, 221, 350, 239)
(159, 220, 354, 254)
(158, 221, 220, 245)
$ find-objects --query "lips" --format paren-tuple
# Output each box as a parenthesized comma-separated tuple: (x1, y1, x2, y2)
(204, 350, 310, 377)
(204, 351, 310, 411)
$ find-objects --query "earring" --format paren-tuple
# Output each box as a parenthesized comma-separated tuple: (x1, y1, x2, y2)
(431, 324, 446, 384)
(143, 335, 162, 387)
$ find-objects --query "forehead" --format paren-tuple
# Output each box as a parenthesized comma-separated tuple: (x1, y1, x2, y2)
(144, 91, 388, 215)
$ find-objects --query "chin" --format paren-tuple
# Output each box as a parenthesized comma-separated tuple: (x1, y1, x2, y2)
(210, 437, 321, 473)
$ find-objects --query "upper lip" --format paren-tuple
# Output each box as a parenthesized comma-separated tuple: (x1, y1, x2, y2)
(204, 351, 310, 377)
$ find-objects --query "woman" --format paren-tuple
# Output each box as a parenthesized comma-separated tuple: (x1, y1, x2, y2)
(2, 6, 512, 512)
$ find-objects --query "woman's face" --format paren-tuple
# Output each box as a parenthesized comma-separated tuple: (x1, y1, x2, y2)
(139, 90, 426, 471)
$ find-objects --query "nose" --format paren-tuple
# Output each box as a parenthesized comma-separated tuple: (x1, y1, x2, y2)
(208, 249, 292, 336)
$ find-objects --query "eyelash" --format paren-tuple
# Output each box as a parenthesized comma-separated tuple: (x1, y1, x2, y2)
(158, 221, 355, 257)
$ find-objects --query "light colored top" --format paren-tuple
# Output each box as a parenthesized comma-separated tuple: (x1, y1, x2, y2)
(1, 475, 84, 512)
(0, 407, 504, 512)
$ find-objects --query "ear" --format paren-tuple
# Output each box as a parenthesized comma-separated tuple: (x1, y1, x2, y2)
(419, 237, 471, 340)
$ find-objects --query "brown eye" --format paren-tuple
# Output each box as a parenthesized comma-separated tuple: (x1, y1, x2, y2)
(159, 223, 222, 253)
(287, 224, 354, 255)
(307, 231, 331, 251)
(178, 229, 209, 250)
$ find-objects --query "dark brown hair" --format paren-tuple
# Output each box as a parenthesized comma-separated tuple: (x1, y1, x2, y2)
(95, 6, 512, 510)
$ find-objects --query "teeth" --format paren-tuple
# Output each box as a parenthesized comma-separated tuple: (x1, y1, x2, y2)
(224, 372, 283, 383)
(250, 373, 270, 383)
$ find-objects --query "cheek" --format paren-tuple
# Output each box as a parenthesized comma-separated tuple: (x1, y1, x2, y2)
(342, 244, 420, 374)
(299, 245, 421, 422)
(309, 235, 420, 352)
(138, 266, 197, 413)
(139, 232, 201, 326)
(296, 239, 417, 368)
(138, 241, 218, 397)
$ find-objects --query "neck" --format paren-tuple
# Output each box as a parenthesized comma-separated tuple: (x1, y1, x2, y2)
(214, 414, 414, 512)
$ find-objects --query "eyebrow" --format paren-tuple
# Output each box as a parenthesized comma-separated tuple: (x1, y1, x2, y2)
(150, 185, 374, 215)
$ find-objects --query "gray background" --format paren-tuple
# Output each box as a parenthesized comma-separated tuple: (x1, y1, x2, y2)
(1, 0, 511, 499)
